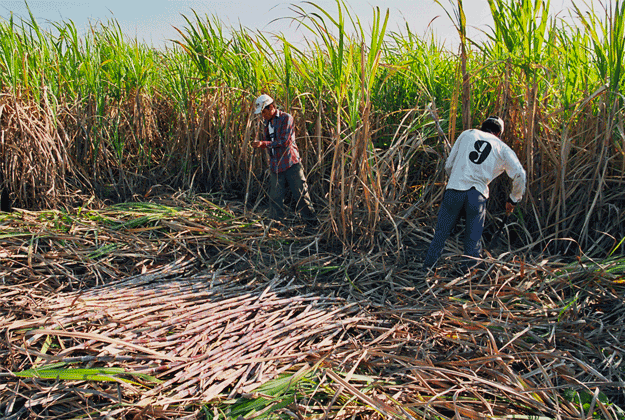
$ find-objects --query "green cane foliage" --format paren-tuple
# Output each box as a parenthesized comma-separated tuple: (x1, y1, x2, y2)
(562, 388, 625, 420)
(286, 0, 390, 139)
(251, 32, 297, 104)
(209, 366, 380, 420)
(573, 0, 625, 104)
(96, 20, 157, 99)
(13, 362, 160, 386)
(230, 27, 269, 93)
(0, 6, 53, 101)
(160, 47, 199, 113)
(382, 27, 453, 111)
(351, 5, 389, 97)
(434, 0, 473, 131)
(291, 0, 354, 116)
(609, 237, 625, 257)
(486, 0, 551, 74)
(174, 12, 230, 84)
(0, 11, 157, 105)
(222, 369, 315, 419)
(0, 16, 20, 90)
(436, 0, 467, 44)
(552, 23, 595, 110)
(482, 0, 554, 117)
(351, 5, 389, 128)
(174, 12, 269, 92)
(482, 0, 556, 123)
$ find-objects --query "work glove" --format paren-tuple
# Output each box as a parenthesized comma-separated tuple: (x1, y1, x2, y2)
(505, 198, 516, 215)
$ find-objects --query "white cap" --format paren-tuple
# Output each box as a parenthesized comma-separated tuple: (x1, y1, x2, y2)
(254, 94, 273, 114)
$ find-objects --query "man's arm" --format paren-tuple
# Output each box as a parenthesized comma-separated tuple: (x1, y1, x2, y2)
(503, 147, 526, 204)
(251, 124, 269, 149)
(444, 131, 464, 176)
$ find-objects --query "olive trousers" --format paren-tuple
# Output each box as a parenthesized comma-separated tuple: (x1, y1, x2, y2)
(269, 163, 316, 221)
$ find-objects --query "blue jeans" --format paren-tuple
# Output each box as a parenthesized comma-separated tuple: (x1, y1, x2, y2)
(423, 188, 487, 268)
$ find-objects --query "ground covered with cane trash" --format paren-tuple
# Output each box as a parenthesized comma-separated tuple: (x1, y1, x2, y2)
(1, 194, 624, 419)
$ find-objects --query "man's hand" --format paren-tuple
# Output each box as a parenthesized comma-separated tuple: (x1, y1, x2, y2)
(505, 201, 515, 215)
(251, 140, 263, 149)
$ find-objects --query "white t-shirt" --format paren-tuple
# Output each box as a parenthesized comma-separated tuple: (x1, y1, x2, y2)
(445, 129, 526, 203)
(267, 121, 275, 155)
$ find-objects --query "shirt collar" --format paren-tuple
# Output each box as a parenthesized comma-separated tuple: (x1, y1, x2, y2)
(268, 109, 281, 124)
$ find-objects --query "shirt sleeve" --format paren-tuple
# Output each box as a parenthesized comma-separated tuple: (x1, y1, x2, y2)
(445, 132, 463, 176)
(502, 147, 526, 203)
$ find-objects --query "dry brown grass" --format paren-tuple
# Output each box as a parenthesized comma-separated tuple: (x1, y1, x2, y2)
(1, 194, 623, 419)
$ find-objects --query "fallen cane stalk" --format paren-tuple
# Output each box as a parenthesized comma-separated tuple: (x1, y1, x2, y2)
(26, 330, 186, 362)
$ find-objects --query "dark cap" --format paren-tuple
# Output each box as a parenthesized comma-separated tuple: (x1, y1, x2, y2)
(481, 116, 504, 135)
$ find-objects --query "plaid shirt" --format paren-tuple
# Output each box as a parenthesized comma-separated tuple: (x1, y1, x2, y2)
(261, 110, 301, 173)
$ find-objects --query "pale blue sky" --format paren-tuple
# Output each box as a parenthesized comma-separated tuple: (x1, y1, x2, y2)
(0, 0, 588, 49)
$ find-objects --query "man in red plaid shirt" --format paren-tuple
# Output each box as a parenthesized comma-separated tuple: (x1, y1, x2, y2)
(251, 94, 317, 223)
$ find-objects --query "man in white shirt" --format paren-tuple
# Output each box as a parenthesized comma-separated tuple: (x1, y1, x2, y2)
(423, 116, 526, 270)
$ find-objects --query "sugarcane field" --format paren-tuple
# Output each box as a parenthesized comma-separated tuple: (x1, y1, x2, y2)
(1, 0, 625, 419)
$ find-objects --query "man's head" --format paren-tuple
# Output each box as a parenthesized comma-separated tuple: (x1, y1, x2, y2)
(480, 116, 504, 137)
(254, 94, 275, 120)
